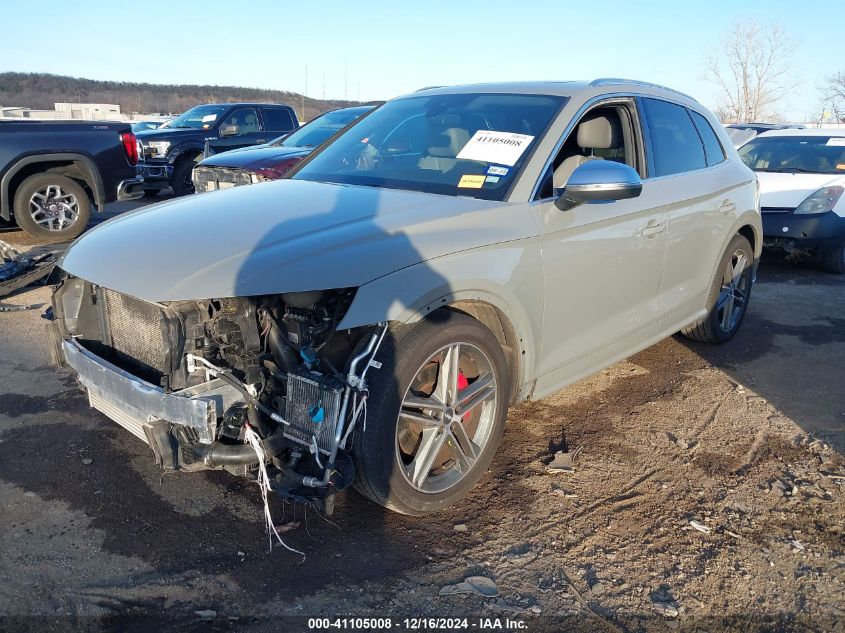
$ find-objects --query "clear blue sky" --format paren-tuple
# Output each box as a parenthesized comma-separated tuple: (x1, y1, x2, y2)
(0, 0, 838, 121)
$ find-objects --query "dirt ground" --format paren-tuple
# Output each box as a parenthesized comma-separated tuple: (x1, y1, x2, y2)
(1, 208, 843, 632)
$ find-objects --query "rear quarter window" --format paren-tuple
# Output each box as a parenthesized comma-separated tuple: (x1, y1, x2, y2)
(690, 110, 726, 166)
(642, 98, 707, 177)
(262, 107, 297, 132)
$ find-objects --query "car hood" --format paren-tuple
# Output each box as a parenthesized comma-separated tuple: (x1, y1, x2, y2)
(59, 179, 527, 302)
(756, 171, 845, 208)
(136, 127, 204, 142)
(198, 145, 311, 170)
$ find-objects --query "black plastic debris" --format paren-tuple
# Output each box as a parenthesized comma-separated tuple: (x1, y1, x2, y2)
(0, 240, 59, 311)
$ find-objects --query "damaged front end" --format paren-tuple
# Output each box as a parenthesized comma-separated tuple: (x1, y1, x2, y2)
(46, 275, 385, 515)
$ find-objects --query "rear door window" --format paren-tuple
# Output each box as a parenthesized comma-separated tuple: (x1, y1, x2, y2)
(642, 98, 706, 177)
(689, 110, 726, 166)
(262, 107, 297, 132)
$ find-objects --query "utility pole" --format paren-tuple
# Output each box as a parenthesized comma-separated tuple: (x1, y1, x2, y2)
(301, 65, 308, 122)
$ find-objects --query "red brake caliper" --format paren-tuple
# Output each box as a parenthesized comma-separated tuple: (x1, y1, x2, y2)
(457, 370, 469, 421)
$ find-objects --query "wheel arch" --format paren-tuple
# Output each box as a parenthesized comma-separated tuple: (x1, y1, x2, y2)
(339, 257, 541, 403)
(167, 142, 205, 166)
(1, 153, 104, 221)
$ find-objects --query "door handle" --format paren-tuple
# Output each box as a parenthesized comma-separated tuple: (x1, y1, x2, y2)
(719, 200, 737, 215)
(256, 138, 267, 143)
(642, 219, 666, 239)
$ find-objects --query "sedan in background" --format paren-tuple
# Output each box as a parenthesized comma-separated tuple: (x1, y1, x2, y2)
(131, 121, 166, 133)
(192, 104, 378, 192)
(738, 129, 845, 273)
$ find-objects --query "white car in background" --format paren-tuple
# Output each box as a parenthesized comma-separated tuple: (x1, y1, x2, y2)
(738, 129, 845, 273)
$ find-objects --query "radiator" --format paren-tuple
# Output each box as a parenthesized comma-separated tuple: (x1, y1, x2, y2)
(98, 288, 182, 383)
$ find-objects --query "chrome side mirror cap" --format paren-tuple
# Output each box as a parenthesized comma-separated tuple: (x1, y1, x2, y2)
(554, 160, 643, 211)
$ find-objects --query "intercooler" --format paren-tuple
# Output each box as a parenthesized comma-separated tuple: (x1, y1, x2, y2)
(283, 371, 344, 455)
(97, 288, 183, 384)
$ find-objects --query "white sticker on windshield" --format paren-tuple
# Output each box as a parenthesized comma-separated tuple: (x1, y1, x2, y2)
(826, 137, 845, 146)
(202, 114, 218, 123)
(457, 131, 535, 167)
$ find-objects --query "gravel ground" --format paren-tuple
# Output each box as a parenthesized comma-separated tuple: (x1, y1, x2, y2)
(1, 203, 843, 632)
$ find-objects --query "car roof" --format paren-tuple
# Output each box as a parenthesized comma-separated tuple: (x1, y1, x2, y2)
(408, 79, 699, 106)
(727, 122, 799, 129)
(196, 103, 293, 108)
(756, 128, 845, 138)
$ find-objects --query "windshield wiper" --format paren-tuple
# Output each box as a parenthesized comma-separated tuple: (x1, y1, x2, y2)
(766, 167, 820, 174)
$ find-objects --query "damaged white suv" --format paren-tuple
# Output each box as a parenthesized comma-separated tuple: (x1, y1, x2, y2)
(47, 80, 761, 516)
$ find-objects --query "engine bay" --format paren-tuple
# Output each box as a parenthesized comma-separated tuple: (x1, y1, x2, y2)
(49, 276, 386, 515)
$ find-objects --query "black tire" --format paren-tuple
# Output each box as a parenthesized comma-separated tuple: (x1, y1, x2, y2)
(352, 311, 510, 515)
(171, 154, 200, 196)
(13, 173, 91, 243)
(682, 234, 754, 344)
(142, 188, 161, 198)
(821, 245, 845, 274)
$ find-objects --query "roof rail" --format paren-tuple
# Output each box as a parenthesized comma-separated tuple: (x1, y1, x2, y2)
(590, 78, 697, 102)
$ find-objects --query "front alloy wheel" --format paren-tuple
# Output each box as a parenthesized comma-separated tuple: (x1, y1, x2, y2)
(397, 342, 498, 494)
(353, 311, 509, 515)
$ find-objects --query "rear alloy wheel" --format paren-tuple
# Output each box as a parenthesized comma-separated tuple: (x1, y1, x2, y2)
(13, 174, 91, 242)
(353, 311, 509, 515)
(682, 234, 754, 343)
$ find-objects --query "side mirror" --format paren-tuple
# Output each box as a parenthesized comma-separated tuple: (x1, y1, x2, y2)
(554, 160, 643, 211)
(220, 124, 240, 137)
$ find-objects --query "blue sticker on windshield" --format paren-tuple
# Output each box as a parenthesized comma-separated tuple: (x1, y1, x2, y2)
(487, 165, 509, 176)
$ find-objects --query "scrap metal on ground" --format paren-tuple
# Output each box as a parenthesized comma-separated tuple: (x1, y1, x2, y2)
(0, 240, 59, 311)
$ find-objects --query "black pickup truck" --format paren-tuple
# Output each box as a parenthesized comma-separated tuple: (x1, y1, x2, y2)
(135, 102, 298, 196)
(0, 120, 142, 241)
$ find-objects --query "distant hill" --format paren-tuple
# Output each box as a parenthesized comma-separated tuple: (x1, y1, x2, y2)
(0, 72, 364, 121)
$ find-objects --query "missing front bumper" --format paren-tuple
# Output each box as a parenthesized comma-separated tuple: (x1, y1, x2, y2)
(62, 338, 241, 444)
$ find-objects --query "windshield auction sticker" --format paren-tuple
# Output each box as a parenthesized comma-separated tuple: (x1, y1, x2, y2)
(457, 131, 535, 166)
(458, 174, 486, 189)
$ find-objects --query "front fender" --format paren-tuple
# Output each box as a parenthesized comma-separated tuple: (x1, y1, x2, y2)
(167, 141, 205, 164)
(338, 242, 543, 390)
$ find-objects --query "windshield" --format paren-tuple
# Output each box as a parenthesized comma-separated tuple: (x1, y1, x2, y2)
(738, 136, 845, 174)
(167, 105, 229, 130)
(273, 107, 373, 148)
(292, 93, 566, 200)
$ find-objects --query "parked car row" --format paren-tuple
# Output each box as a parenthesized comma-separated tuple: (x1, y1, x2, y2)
(47, 79, 765, 518)
(135, 102, 299, 196)
(192, 104, 379, 192)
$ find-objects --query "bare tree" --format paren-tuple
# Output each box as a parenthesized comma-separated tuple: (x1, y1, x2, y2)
(704, 20, 794, 123)
(820, 71, 845, 123)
